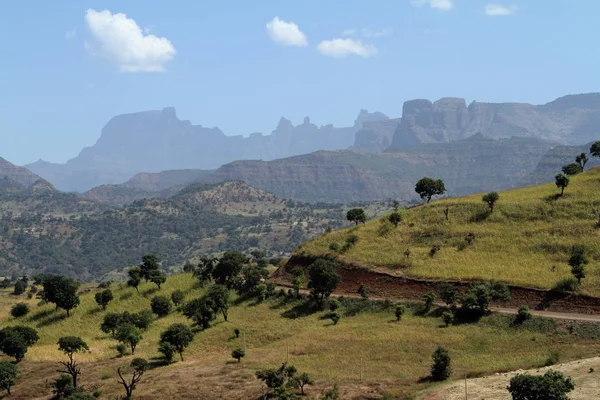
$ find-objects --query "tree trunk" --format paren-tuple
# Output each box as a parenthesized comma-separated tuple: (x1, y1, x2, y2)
(131, 344, 135, 354)
(66, 309, 70, 317)
(222, 310, 228, 321)
(179, 351, 184, 362)
(561, 187, 565, 196)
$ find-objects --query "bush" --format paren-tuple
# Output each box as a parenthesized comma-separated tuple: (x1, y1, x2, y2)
(328, 298, 341, 311)
(552, 277, 580, 294)
(116, 343, 127, 357)
(431, 346, 451, 381)
(12, 280, 26, 295)
(53, 374, 74, 397)
(545, 350, 560, 366)
(232, 348, 245, 363)
(330, 312, 340, 325)
(423, 291, 436, 313)
(158, 341, 175, 363)
(234, 328, 241, 338)
(170, 290, 185, 306)
(508, 370, 574, 399)
(10, 303, 30, 318)
(395, 304, 406, 321)
(328, 243, 339, 251)
(515, 305, 532, 324)
(151, 296, 172, 317)
(442, 312, 453, 327)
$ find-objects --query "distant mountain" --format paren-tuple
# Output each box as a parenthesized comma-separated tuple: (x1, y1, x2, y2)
(26, 108, 388, 192)
(0, 157, 48, 188)
(386, 93, 600, 149)
(520, 142, 600, 187)
(86, 135, 556, 205)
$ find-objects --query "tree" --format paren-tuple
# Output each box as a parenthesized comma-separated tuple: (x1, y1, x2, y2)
(240, 264, 268, 297)
(100, 313, 122, 337)
(555, 174, 570, 196)
(57, 336, 88, 389)
(0, 362, 18, 395)
(207, 284, 231, 321)
(423, 291, 436, 313)
(148, 269, 167, 290)
(388, 212, 402, 227)
(515, 305, 532, 324)
(591, 141, 600, 158)
(42, 275, 80, 315)
(459, 281, 510, 319)
(158, 342, 175, 364)
(94, 289, 113, 310)
(232, 348, 245, 363)
(160, 324, 194, 361)
(293, 372, 313, 396)
(395, 304, 405, 321)
(0, 327, 38, 363)
(346, 208, 366, 225)
(482, 192, 500, 212)
(182, 298, 215, 329)
(139, 254, 160, 281)
(291, 268, 306, 298)
(438, 283, 457, 307)
(415, 177, 446, 203)
(171, 290, 185, 306)
(212, 251, 248, 288)
(442, 312, 453, 327)
(117, 358, 149, 400)
(150, 295, 172, 317)
(357, 283, 369, 300)
(431, 346, 451, 381)
(307, 259, 342, 308)
(12, 280, 26, 295)
(10, 303, 30, 318)
(330, 312, 340, 325)
(115, 324, 143, 355)
(392, 200, 400, 211)
(195, 255, 217, 283)
(507, 369, 575, 400)
(576, 152, 589, 170)
(569, 246, 588, 283)
(255, 363, 298, 397)
(561, 163, 582, 176)
(127, 267, 142, 293)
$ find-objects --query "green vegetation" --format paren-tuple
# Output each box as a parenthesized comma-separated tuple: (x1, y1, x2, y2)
(57, 336, 88, 388)
(298, 167, 600, 294)
(431, 346, 451, 381)
(346, 208, 366, 225)
(415, 177, 446, 203)
(0, 362, 18, 395)
(507, 370, 574, 400)
(117, 357, 148, 400)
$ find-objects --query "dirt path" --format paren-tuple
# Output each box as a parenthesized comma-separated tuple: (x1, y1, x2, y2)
(275, 285, 600, 323)
(418, 357, 600, 400)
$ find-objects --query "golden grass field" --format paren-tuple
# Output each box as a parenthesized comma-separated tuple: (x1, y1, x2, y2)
(297, 167, 600, 295)
(2, 274, 600, 398)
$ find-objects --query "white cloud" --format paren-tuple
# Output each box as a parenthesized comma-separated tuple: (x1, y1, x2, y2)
(361, 27, 393, 38)
(84, 9, 176, 72)
(485, 4, 517, 16)
(342, 29, 356, 36)
(411, 0, 453, 11)
(65, 29, 77, 40)
(265, 17, 308, 47)
(316, 38, 377, 58)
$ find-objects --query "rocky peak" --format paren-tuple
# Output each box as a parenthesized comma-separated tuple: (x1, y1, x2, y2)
(160, 107, 177, 120)
(303, 116, 311, 125)
(353, 109, 389, 129)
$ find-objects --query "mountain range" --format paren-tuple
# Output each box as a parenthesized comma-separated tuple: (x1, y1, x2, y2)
(24, 92, 600, 193)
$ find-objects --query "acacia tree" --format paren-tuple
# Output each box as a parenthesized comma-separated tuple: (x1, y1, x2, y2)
(160, 324, 194, 361)
(555, 174, 570, 196)
(346, 208, 366, 225)
(415, 177, 446, 203)
(307, 259, 342, 308)
(591, 141, 600, 158)
(57, 336, 89, 389)
(117, 358, 149, 400)
(94, 289, 113, 310)
(0, 362, 18, 395)
(482, 192, 500, 212)
(576, 152, 589, 170)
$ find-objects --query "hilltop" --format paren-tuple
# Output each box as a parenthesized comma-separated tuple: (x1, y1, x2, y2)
(296, 166, 600, 295)
(0, 157, 49, 189)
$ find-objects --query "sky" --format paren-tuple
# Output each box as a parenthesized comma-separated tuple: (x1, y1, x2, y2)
(0, 0, 599, 165)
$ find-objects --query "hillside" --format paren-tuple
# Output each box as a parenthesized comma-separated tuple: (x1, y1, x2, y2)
(0, 157, 48, 189)
(0, 180, 386, 280)
(2, 273, 600, 399)
(296, 166, 600, 295)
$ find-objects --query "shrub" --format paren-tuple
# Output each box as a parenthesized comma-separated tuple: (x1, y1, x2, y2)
(328, 243, 339, 251)
(423, 291, 436, 313)
(12, 280, 26, 295)
(328, 298, 341, 311)
(545, 350, 560, 366)
(116, 343, 127, 357)
(429, 245, 441, 258)
(151, 296, 172, 317)
(10, 303, 30, 318)
(53, 374, 74, 398)
(158, 342, 175, 363)
(431, 346, 451, 381)
(234, 328, 241, 338)
(357, 283, 369, 300)
(508, 370, 574, 399)
(330, 312, 340, 325)
(515, 305, 532, 324)
(442, 312, 453, 327)
(552, 277, 580, 294)
(395, 304, 406, 321)
(438, 283, 457, 307)
(232, 348, 245, 363)
(170, 290, 185, 306)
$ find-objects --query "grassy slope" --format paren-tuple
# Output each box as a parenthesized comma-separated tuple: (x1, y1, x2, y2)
(2, 276, 600, 398)
(297, 167, 600, 295)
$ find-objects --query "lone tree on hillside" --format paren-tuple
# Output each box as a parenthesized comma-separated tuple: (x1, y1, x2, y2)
(148, 269, 167, 290)
(561, 163, 582, 176)
(115, 324, 143, 355)
(207, 284, 231, 321)
(431, 346, 451, 381)
(117, 358, 149, 400)
(508, 370, 574, 400)
(195, 255, 217, 283)
(160, 323, 194, 361)
(127, 267, 142, 293)
(139, 254, 160, 281)
(308, 259, 342, 309)
(42, 275, 80, 316)
(482, 192, 500, 212)
(591, 141, 600, 158)
(57, 336, 89, 389)
(150, 295, 172, 317)
(555, 173, 570, 196)
(232, 348, 245, 363)
(0, 326, 39, 363)
(212, 251, 248, 288)
(576, 152, 589, 170)
(415, 177, 446, 203)
(388, 211, 402, 227)
(346, 208, 366, 225)
(0, 362, 18, 395)
(94, 289, 113, 310)
(171, 290, 185, 306)
(569, 246, 588, 283)
(392, 200, 400, 211)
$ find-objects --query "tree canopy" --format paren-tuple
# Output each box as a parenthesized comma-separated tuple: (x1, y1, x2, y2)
(507, 370, 574, 400)
(346, 208, 366, 225)
(308, 259, 342, 308)
(415, 178, 446, 203)
(554, 174, 570, 196)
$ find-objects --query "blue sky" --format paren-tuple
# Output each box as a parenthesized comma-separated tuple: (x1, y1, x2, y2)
(0, 0, 598, 165)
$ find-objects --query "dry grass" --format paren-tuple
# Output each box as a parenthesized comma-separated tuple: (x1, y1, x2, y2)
(2, 276, 600, 398)
(298, 167, 600, 295)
